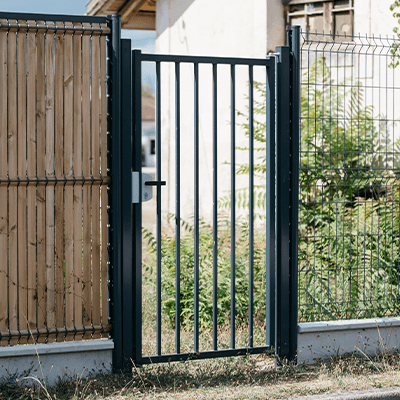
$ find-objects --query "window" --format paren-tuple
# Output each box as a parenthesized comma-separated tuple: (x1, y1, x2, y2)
(285, 0, 354, 36)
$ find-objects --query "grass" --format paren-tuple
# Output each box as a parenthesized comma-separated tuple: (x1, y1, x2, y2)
(2, 350, 400, 399)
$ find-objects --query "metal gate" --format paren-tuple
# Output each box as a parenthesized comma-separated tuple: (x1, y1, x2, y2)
(110, 18, 300, 369)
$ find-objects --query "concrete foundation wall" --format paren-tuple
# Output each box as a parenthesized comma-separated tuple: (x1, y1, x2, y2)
(298, 318, 400, 364)
(0, 340, 113, 386)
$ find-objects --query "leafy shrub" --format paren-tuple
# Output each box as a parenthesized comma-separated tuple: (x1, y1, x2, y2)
(227, 56, 400, 321)
(143, 215, 267, 330)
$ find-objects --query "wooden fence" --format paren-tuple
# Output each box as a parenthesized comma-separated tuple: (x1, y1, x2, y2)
(0, 17, 111, 345)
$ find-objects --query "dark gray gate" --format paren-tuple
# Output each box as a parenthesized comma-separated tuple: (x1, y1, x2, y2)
(110, 18, 300, 369)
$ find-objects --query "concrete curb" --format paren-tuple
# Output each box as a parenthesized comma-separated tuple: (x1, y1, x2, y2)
(0, 340, 114, 386)
(284, 386, 400, 400)
(297, 318, 400, 364)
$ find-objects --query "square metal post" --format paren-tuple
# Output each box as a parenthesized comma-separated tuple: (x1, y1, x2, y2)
(276, 45, 292, 360)
(108, 14, 123, 371)
(120, 38, 134, 369)
(132, 49, 143, 365)
(275, 26, 301, 362)
(287, 25, 300, 361)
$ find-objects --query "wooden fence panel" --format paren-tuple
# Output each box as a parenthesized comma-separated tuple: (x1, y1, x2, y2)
(81, 31, 92, 336)
(17, 27, 28, 345)
(36, 26, 46, 341)
(26, 28, 37, 343)
(45, 26, 56, 342)
(0, 25, 8, 347)
(73, 26, 83, 341)
(0, 18, 111, 345)
(100, 34, 109, 328)
(64, 27, 74, 341)
(8, 25, 18, 346)
(54, 30, 64, 340)
(92, 31, 101, 335)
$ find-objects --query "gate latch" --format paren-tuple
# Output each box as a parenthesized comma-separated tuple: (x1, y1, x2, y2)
(132, 172, 166, 203)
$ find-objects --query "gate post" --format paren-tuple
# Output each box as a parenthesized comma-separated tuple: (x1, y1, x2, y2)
(109, 16, 138, 370)
(108, 14, 123, 371)
(275, 26, 300, 361)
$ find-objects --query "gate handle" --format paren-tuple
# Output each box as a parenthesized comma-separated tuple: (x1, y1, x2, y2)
(145, 181, 166, 186)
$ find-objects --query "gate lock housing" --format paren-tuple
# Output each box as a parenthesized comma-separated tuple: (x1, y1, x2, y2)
(132, 172, 166, 203)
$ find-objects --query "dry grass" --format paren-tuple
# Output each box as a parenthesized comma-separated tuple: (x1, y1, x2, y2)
(2, 350, 400, 399)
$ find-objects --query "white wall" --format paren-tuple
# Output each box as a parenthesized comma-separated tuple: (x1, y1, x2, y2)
(154, 0, 285, 223)
(354, 0, 397, 37)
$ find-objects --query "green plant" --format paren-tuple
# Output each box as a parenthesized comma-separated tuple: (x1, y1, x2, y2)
(390, 1, 400, 68)
(227, 56, 400, 321)
(143, 215, 267, 330)
(297, 57, 400, 320)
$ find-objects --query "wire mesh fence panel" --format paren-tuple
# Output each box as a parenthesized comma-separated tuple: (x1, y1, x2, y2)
(0, 15, 111, 345)
(298, 30, 400, 322)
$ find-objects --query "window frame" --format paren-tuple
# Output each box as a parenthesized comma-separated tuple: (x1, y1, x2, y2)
(285, 0, 354, 36)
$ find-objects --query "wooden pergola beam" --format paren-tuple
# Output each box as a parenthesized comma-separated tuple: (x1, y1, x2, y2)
(86, 0, 156, 30)
(120, 0, 148, 25)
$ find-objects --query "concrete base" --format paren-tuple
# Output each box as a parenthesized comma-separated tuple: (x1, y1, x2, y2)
(298, 318, 400, 364)
(0, 339, 114, 386)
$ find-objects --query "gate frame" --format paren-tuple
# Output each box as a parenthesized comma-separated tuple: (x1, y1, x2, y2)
(113, 25, 300, 370)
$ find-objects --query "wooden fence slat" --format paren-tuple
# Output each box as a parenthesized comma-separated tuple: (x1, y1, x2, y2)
(17, 29, 28, 344)
(0, 28, 8, 345)
(54, 31, 65, 339)
(100, 34, 108, 328)
(64, 31, 74, 340)
(7, 28, 18, 346)
(36, 28, 46, 341)
(73, 29, 83, 339)
(26, 30, 37, 343)
(82, 32, 92, 332)
(45, 30, 56, 341)
(91, 34, 101, 329)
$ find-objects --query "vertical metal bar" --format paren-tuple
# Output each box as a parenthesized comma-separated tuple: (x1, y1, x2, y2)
(288, 26, 300, 360)
(132, 49, 143, 365)
(248, 65, 254, 348)
(175, 62, 181, 354)
(275, 45, 291, 360)
(265, 59, 276, 347)
(108, 14, 122, 371)
(230, 64, 236, 349)
(194, 63, 200, 353)
(121, 39, 133, 368)
(212, 63, 218, 351)
(156, 61, 162, 356)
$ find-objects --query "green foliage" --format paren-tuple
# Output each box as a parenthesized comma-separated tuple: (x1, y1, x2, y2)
(297, 57, 400, 320)
(143, 215, 267, 329)
(390, 1, 400, 68)
(232, 56, 400, 321)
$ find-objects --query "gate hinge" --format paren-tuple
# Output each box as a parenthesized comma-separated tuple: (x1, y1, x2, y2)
(132, 172, 154, 203)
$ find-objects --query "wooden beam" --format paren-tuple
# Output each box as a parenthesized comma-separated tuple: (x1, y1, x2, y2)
(121, 11, 155, 30)
(86, 0, 109, 16)
(86, 0, 156, 30)
(120, 0, 148, 25)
